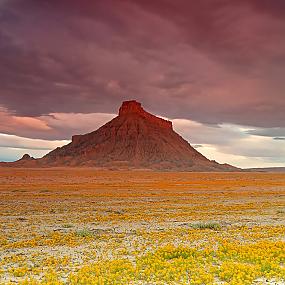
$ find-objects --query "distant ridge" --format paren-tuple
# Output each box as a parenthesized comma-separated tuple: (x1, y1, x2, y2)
(246, 167, 285, 173)
(1, 100, 239, 171)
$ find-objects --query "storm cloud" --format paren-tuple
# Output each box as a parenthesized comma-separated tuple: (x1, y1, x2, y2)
(0, 0, 285, 126)
(0, 0, 284, 166)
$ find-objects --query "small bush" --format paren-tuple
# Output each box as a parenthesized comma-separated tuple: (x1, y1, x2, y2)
(75, 228, 94, 237)
(190, 222, 221, 230)
(62, 224, 73, 228)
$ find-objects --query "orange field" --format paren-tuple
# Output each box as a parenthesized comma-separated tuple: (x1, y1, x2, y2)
(0, 168, 285, 285)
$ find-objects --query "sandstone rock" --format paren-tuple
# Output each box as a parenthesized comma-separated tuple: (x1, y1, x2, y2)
(37, 100, 237, 171)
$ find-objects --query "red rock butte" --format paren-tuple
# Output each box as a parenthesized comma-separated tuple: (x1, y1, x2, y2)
(2, 100, 238, 171)
(119, 100, 173, 129)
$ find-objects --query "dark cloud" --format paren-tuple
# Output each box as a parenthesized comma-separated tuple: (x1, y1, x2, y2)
(0, 0, 285, 127)
(247, 128, 285, 137)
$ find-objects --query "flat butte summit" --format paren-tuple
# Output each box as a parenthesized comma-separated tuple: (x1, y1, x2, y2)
(2, 101, 238, 171)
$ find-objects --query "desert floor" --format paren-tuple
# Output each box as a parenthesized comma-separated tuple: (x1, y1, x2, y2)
(0, 168, 284, 285)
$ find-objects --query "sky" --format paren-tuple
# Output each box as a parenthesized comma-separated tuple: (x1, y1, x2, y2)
(0, 0, 284, 168)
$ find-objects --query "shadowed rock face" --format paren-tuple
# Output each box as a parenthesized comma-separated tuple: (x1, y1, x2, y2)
(4, 100, 238, 171)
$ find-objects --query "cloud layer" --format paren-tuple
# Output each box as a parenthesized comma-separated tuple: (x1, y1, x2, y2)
(1, 0, 285, 126)
(0, 110, 284, 168)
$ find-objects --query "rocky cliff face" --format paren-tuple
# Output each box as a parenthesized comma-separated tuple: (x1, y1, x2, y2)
(4, 100, 238, 171)
(119, 101, 172, 129)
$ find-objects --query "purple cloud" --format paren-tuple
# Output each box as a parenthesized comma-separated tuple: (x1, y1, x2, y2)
(0, 0, 284, 127)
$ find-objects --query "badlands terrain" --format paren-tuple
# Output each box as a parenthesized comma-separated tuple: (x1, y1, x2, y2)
(0, 168, 285, 285)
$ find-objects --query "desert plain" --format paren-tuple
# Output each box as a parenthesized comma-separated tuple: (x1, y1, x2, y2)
(0, 168, 285, 285)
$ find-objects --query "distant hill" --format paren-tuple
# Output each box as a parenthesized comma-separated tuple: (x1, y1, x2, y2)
(246, 167, 285, 172)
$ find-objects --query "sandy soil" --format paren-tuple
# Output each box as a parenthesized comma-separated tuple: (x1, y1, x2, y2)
(0, 168, 284, 284)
